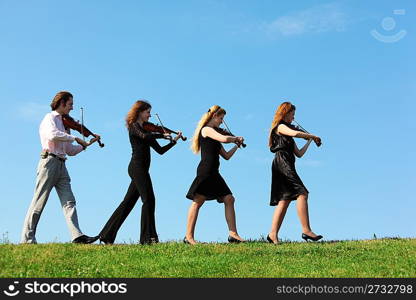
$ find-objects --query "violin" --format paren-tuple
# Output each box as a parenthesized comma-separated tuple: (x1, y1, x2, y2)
(142, 121, 187, 141)
(61, 114, 104, 148)
(215, 124, 247, 148)
(290, 120, 321, 147)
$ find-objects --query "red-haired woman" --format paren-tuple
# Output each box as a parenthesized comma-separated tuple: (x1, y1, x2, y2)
(267, 102, 322, 244)
(99, 101, 182, 244)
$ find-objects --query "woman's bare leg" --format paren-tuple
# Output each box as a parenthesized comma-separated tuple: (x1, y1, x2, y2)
(185, 194, 206, 244)
(269, 200, 291, 244)
(222, 194, 244, 241)
(296, 193, 319, 237)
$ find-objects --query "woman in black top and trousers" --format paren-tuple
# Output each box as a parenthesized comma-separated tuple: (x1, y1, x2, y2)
(99, 100, 181, 244)
(267, 102, 323, 244)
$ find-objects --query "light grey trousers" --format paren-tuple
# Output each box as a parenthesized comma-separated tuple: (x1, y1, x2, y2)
(20, 156, 84, 243)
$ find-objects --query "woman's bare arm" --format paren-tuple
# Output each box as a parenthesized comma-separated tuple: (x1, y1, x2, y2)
(201, 127, 238, 144)
(277, 124, 316, 140)
(294, 139, 312, 158)
(219, 144, 239, 160)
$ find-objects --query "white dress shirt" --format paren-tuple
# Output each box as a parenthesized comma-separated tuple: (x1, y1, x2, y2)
(39, 111, 83, 158)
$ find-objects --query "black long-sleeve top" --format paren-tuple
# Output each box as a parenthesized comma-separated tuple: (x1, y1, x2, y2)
(129, 122, 176, 169)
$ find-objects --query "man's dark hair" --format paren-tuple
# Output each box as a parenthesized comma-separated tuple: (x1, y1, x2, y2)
(50, 91, 73, 110)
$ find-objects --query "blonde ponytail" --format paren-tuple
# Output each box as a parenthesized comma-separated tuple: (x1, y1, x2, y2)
(191, 105, 226, 153)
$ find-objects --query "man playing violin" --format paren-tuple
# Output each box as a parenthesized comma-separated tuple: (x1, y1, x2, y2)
(21, 91, 99, 244)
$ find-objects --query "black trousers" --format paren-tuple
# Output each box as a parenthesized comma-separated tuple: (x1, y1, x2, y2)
(100, 160, 157, 244)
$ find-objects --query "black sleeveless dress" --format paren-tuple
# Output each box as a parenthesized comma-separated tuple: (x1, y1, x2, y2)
(270, 121, 308, 206)
(186, 129, 232, 203)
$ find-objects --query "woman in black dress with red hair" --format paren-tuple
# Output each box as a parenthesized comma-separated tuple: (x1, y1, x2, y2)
(267, 102, 323, 244)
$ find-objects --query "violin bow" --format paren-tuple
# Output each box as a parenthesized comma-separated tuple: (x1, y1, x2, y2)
(80, 107, 97, 147)
(222, 119, 232, 135)
(222, 119, 246, 148)
(80, 107, 86, 148)
(154, 113, 172, 141)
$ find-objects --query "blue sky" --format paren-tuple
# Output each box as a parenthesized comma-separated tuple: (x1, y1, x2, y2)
(1, 0, 415, 244)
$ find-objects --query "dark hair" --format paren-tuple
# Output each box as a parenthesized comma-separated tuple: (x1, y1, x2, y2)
(50, 91, 73, 111)
(126, 100, 152, 128)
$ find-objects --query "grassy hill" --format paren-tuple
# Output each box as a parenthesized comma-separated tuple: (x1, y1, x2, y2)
(1, 238, 415, 278)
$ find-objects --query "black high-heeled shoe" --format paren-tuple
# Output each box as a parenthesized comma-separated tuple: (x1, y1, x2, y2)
(183, 237, 190, 244)
(228, 235, 243, 243)
(99, 236, 113, 245)
(266, 234, 278, 244)
(302, 233, 323, 242)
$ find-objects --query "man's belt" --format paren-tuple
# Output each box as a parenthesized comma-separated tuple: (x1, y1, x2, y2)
(40, 151, 66, 162)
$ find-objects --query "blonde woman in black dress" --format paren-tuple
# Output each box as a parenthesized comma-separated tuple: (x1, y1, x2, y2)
(267, 102, 323, 244)
(185, 105, 245, 245)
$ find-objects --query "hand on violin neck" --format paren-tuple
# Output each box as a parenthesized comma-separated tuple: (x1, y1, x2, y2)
(91, 133, 105, 147)
(233, 136, 244, 147)
(313, 136, 322, 147)
(173, 131, 183, 142)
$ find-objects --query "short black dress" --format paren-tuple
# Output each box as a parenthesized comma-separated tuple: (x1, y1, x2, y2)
(270, 121, 308, 206)
(186, 129, 232, 203)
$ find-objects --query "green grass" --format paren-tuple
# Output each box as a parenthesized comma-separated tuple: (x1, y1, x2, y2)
(0, 238, 415, 278)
